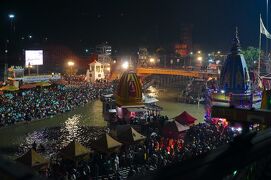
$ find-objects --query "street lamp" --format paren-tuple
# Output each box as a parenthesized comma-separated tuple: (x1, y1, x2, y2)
(67, 61, 75, 75)
(68, 61, 75, 66)
(197, 56, 203, 61)
(122, 61, 129, 70)
(27, 64, 33, 76)
(149, 58, 155, 67)
(170, 59, 173, 69)
(8, 14, 15, 32)
(8, 13, 15, 34)
(8, 14, 15, 19)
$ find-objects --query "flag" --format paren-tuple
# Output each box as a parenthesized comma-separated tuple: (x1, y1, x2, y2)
(260, 16, 271, 39)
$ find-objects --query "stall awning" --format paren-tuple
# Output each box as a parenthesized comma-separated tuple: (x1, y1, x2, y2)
(126, 107, 146, 113)
(109, 109, 116, 113)
(103, 94, 113, 98)
(144, 97, 159, 104)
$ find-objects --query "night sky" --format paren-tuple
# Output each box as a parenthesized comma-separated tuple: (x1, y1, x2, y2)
(0, 0, 268, 52)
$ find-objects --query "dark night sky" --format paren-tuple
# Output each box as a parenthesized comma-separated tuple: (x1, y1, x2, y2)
(0, 0, 268, 52)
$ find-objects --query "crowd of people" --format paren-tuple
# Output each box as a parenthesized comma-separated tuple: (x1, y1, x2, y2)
(0, 80, 112, 127)
(37, 119, 237, 180)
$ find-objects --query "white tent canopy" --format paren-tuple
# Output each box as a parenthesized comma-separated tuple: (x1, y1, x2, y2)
(142, 93, 159, 104)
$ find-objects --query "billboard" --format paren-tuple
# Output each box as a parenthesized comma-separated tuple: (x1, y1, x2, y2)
(25, 50, 43, 66)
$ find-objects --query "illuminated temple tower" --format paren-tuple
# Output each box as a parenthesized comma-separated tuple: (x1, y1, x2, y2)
(206, 30, 262, 120)
(115, 70, 144, 121)
(219, 29, 251, 94)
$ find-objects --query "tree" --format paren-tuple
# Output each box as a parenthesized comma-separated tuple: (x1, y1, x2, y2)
(242, 47, 262, 70)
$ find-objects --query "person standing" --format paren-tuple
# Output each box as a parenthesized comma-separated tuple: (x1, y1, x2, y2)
(114, 154, 119, 172)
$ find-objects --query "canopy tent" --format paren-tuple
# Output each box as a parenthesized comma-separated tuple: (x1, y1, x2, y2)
(142, 94, 159, 104)
(16, 149, 49, 169)
(102, 94, 114, 98)
(163, 121, 190, 138)
(20, 84, 37, 90)
(60, 140, 91, 160)
(175, 111, 197, 125)
(117, 126, 146, 144)
(108, 109, 117, 113)
(91, 133, 122, 153)
(0, 86, 19, 91)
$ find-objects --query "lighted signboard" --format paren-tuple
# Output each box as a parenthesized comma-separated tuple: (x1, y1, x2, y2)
(25, 50, 43, 66)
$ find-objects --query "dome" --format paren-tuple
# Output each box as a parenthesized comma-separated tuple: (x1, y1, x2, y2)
(115, 70, 143, 107)
(219, 29, 251, 94)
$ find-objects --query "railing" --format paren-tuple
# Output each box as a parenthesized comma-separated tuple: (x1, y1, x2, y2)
(136, 67, 201, 78)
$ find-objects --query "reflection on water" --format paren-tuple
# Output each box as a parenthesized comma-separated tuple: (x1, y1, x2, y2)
(17, 125, 106, 158)
(0, 101, 107, 158)
(61, 114, 81, 140)
(16, 114, 108, 158)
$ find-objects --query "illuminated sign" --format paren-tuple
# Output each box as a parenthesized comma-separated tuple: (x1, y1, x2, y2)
(25, 50, 43, 66)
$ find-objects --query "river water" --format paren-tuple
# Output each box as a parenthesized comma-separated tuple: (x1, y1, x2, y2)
(0, 87, 204, 159)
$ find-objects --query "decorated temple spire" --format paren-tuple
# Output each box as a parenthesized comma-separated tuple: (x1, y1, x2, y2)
(231, 27, 241, 54)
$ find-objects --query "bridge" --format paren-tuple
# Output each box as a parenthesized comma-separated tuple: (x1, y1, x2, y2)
(110, 66, 219, 80)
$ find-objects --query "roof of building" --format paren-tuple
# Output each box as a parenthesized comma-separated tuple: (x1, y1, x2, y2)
(115, 70, 143, 107)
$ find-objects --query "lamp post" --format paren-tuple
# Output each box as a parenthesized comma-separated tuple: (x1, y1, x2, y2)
(189, 52, 193, 67)
(197, 56, 203, 70)
(4, 14, 15, 82)
(67, 61, 75, 76)
(28, 64, 33, 76)
(8, 13, 15, 33)
(176, 58, 180, 68)
(149, 58, 155, 67)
